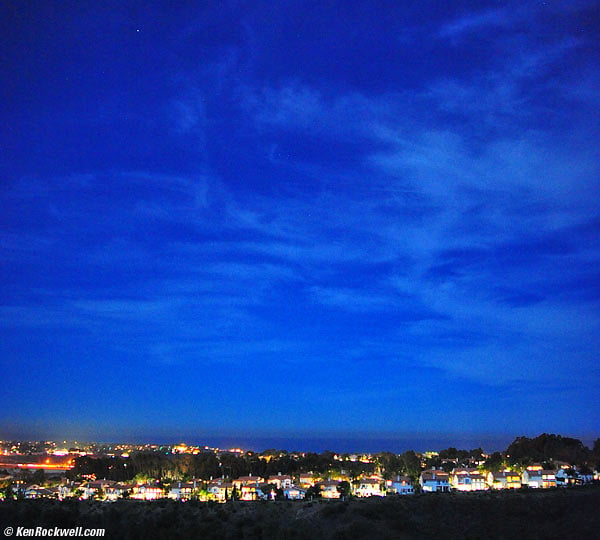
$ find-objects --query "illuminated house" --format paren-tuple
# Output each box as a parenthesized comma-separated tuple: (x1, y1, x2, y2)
(169, 481, 196, 500)
(319, 480, 342, 498)
(540, 469, 557, 488)
(24, 485, 56, 499)
(486, 471, 521, 490)
(58, 484, 74, 500)
(354, 478, 384, 497)
(386, 475, 414, 495)
(130, 484, 164, 500)
(207, 482, 233, 502)
(555, 468, 582, 486)
(522, 469, 556, 488)
(299, 473, 319, 487)
(555, 468, 568, 486)
(240, 484, 267, 501)
(81, 480, 114, 499)
(105, 483, 134, 500)
(268, 474, 293, 490)
(233, 476, 264, 490)
(450, 469, 488, 491)
(283, 485, 306, 500)
(420, 470, 450, 492)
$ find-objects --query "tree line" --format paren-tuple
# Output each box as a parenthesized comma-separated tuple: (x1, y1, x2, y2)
(66, 434, 600, 484)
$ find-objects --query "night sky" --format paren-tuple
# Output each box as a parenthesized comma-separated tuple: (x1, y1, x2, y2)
(1, 1, 599, 450)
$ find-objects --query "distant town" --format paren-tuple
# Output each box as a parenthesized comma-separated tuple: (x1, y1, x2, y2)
(1, 434, 598, 502)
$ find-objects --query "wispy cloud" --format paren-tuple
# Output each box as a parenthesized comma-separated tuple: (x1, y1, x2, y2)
(437, 8, 511, 39)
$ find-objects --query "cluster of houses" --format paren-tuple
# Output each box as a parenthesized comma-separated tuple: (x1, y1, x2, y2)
(6, 463, 597, 502)
(420, 464, 595, 493)
(11, 473, 414, 502)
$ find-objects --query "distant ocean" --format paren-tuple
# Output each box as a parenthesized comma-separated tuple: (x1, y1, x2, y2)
(8, 429, 595, 454)
(169, 434, 516, 453)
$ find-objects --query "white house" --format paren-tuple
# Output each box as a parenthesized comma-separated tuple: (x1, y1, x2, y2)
(58, 483, 74, 500)
(130, 484, 164, 500)
(420, 470, 450, 492)
(486, 471, 521, 490)
(450, 469, 488, 491)
(169, 481, 196, 500)
(283, 485, 306, 500)
(207, 482, 233, 502)
(233, 476, 263, 489)
(522, 469, 556, 489)
(555, 469, 582, 486)
(354, 478, 384, 497)
(81, 480, 114, 500)
(319, 480, 341, 499)
(386, 475, 414, 495)
(105, 483, 134, 501)
(268, 474, 293, 490)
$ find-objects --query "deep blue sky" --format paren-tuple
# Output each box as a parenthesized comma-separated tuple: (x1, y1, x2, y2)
(1, 1, 599, 450)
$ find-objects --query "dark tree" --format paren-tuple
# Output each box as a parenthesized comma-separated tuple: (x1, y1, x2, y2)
(400, 451, 421, 482)
(484, 452, 504, 472)
(32, 469, 46, 485)
(337, 480, 351, 498)
(507, 434, 590, 466)
(305, 484, 322, 499)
